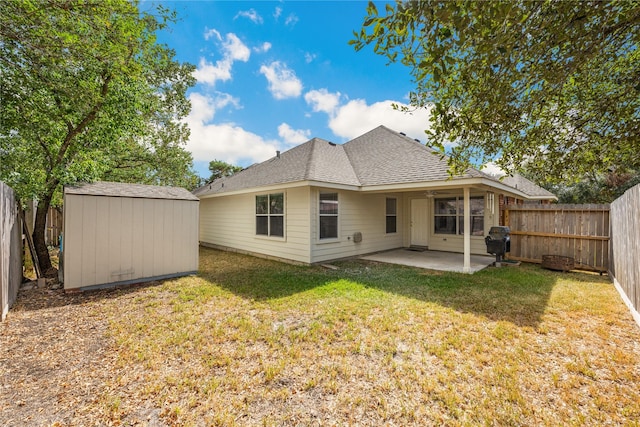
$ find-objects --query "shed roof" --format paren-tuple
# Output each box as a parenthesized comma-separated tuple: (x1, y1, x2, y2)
(194, 125, 555, 200)
(65, 181, 199, 201)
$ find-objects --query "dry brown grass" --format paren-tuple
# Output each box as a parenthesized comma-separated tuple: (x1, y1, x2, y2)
(2, 247, 639, 426)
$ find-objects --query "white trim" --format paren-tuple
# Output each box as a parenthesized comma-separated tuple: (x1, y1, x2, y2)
(197, 177, 545, 201)
(318, 191, 339, 241)
(198, 180, 360, 199)
(613, 277, 640, 329)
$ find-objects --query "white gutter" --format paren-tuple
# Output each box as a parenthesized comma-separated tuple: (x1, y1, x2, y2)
(196, 176, 547, 201)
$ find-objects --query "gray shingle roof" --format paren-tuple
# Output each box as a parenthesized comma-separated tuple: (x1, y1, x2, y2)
(65, 181, 199, 201)
(343, 126, 483, 185)
(498, 174, 557, 199)
(194, 125, 555, 200)
(194, 138, 360, 196)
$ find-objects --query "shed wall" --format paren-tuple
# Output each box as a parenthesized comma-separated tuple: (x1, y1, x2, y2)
(63, 194, 198, 290)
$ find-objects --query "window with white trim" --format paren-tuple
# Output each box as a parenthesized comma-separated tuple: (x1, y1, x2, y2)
(386, 198, 397, 233)
(319, 192, 338, 239)
(434, 196, 484, 235)
(256, 193, 284, 237)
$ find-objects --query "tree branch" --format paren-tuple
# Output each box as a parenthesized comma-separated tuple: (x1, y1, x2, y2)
(55, 71, 112, 166)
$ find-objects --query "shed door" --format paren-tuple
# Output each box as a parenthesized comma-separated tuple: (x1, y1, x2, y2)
(410, 198, 429, 247)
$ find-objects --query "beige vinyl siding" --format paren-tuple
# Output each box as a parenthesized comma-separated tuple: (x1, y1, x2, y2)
(310, 188, 404, 263)
(199, 187, 311, 263)
(64, 194, 198, 290)
(426, 191, 499, 255)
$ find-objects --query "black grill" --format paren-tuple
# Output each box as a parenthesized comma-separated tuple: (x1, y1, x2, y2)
(485, 226, 511, 266)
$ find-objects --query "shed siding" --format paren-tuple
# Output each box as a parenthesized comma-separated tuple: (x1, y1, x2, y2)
(64, 194, 198, 290)
(199, 187, 311, 263)
(310, 188, 404, 263)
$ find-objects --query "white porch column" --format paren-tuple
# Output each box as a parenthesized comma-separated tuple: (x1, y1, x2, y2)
(463, 186, 471, 273)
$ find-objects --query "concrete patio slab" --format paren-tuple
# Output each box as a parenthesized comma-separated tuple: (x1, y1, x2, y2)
(361, 248, 496, 273)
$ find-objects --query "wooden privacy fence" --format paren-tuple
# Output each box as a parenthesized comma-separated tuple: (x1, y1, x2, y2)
(609, 184, 640, 325)
(1, 182, 22, 322)
(504, 204, 610, 272)
(46, 206, 63, 247)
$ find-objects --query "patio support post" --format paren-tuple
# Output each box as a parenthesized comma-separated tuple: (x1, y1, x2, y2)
(463, 186, 471, 273)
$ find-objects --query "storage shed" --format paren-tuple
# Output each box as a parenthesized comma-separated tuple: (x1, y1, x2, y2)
(62, 181, 199, 291)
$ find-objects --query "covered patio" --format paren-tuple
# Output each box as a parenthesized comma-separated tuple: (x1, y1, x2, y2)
(361, 248, 496, 273)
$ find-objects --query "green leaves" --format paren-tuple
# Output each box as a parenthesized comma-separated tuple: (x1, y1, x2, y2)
(351, 0, 640, 181)
(0, 0, 196, 200)
(208, 160, 243, 183)
(0, 0, 197, 271)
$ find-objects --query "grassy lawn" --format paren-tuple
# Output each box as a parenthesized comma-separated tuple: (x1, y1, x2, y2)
(101, 248, 640, 426)
(2, 247, 639, 426)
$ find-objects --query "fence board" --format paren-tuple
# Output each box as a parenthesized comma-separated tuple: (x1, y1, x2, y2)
(1, 182, 22, 321)
(609, 184, 640, 326)
(505, 204, 610, 272)
(46, 206, 63, 247)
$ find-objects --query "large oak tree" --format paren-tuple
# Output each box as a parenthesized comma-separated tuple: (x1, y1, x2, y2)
(351, 1, 640, 180)
(0, 0, 197, 275)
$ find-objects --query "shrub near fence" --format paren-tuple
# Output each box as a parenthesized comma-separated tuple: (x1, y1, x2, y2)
(609, 184, 640, 326)
(504, 204, 610, 272)
(1, 182, 22, 322)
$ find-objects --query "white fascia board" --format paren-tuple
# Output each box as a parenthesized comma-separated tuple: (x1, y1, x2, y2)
(360, 177, 533, 199)
(197, 180, 360, 199)
(196, 177, 551, 201)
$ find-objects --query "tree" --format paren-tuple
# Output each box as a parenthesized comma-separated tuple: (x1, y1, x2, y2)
(0, 0, 196, 276)
(524, 168, 640, 204)
(351, 1, 640, 180)
(207, 159, 243, 183)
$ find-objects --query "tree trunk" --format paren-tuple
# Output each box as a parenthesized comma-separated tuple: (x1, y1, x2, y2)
(32, 193, 55, 277)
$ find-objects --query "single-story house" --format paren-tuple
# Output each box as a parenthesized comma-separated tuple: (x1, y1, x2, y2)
(195, 125, 556, 272)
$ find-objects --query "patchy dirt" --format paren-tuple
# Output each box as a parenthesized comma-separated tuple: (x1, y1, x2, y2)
(2, 250, 640, 426)
(0, 281, 163, 427)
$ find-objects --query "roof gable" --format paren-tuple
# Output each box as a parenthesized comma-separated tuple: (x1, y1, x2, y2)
(343, 126, 483, 186)
(194, 138, 360, 196)
(194, 125, 555, 200)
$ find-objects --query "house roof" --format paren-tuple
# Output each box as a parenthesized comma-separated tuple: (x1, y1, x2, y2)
(65, 181, 199, 201)
(343, 126, 484, 185)
(498, 174, 556, 199)
(194, 125, 555, 200)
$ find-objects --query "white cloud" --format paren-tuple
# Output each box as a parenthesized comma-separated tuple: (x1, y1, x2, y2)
(284, 13, 299, 26)
(259, 61, 303, 100)
(329, 99, 434, 143)
(273, 6, 282, 20)
(223, 33, 251, 62)
(481, 161, 507, 176)
(193, 32, 250, 86)
(278, 123, 311, 145)
(253, 42, 272, 53)
(203, 28, 220, 41)
(304, 89, 341, 115)
(184, 92, 277, 165)
(235, 9, 263, 24)
(304, 52, 316, 64)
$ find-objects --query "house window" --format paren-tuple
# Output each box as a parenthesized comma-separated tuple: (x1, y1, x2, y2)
(386, 198, 397, 233)
(434, 196, 484, 236)
(319, 192, 338, 239)
(256, 193, 284, 237)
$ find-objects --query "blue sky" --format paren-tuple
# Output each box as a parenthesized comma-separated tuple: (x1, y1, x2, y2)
(152, 1, 436, 179)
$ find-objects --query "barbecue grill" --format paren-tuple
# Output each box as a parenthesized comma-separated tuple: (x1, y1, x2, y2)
(485, 226, 511, 267)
